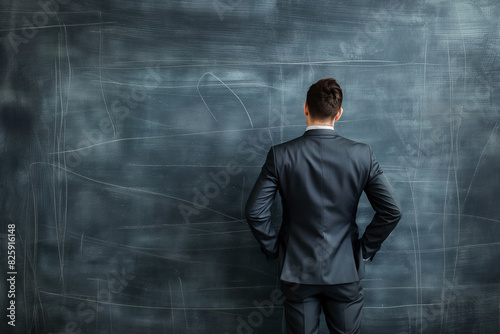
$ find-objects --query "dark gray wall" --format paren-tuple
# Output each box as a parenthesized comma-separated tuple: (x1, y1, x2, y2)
(1, 0, 499, 333)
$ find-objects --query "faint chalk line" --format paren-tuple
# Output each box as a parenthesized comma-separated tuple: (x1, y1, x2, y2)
(462, 118, 499, 208)
(197, 72, 254, 128)
(38, 290, 283, 311)
(0, 21, 116, 33)
(29, 162, 239, 223)
(178, 277, 190, 334)
(60, 230, 275, 278)
(47, 126, 284, 156)
(98, 12, 116, 139)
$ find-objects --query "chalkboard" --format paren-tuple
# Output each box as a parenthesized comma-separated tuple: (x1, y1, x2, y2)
(1, 0, 499, 333)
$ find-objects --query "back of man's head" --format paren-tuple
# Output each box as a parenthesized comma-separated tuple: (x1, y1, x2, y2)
(306, 78, 343, 120)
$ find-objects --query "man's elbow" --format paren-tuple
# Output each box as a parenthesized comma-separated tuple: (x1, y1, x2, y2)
(245, 200, 259, 222)
(245, 206, 260, 223)
(389, 204, 403, 224)
(245, 199, 271, 224)
(395, 199, 403, 219)
(379, 201, 402, 225)
(393, 210, 402, 223)
(244, 201, 254, 222)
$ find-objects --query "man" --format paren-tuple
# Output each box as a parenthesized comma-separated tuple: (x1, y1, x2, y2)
(245, 78, 402, 334)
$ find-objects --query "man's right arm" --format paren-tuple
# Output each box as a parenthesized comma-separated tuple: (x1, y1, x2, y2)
(245, 148, 279, 260)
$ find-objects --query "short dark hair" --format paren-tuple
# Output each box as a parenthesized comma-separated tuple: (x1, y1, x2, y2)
(306, 78, 343, 120)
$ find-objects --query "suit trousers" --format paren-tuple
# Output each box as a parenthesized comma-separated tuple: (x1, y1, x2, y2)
(281, 280, 363, 334)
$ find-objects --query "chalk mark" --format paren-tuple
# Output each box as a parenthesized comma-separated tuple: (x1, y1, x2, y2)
(197, 72, 254, 128)
(98, 12, 116, 139)
(29, 162, 240, 223)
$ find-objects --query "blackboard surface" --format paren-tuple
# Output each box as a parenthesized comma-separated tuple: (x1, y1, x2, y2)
(1, 1, 499, 333)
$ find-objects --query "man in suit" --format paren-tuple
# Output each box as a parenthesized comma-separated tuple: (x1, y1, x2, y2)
(245, 78, 402, 334)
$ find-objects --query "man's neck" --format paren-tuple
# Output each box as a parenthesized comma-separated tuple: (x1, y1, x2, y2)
(306, 115, 335, 127)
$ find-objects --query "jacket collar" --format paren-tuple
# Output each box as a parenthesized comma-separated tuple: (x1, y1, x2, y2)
(303, 129, 338, 137)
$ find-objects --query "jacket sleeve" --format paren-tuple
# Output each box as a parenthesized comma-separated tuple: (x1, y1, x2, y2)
(361, 149, 402, 261)
(245, 148, 279, 260)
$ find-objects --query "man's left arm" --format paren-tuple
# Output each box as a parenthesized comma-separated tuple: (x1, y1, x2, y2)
(361, 149, 402, 261)
(245, 148, 279, 260)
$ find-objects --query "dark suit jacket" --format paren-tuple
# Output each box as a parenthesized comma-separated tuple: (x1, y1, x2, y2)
(245, 129, 402, 285)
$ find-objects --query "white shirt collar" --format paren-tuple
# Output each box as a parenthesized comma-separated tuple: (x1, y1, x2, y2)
(306, 125, 334, 131)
